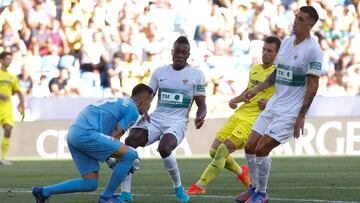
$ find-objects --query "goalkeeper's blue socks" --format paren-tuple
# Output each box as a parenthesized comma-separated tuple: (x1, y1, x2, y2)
(102, 148, 137, 198)
(42, 178, 98, 196)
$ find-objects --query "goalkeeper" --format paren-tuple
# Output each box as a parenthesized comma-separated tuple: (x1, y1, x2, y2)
(187, 36, 281, 195)
(32, 84, 153, 203)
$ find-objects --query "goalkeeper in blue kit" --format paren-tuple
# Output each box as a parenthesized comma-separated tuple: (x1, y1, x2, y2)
(32, 84, 153, 203)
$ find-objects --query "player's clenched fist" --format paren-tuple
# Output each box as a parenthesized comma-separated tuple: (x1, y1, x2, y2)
(229, 99, 238, 109)
(194, 117, 205, 129)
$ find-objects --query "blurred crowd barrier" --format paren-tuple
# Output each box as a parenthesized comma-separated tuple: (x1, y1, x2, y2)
(15, 95, 360, 121)
(9, 116, 360, 158)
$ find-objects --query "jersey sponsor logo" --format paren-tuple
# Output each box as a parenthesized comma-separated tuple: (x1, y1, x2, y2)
(160, 91, 184, 103)
(250, 79, 261, 86)
(158, 88, 191, 108)
(196, 85, 205, 92)
(310, 62, 322, 70)
(276, 64, 306, 86)
(0, 80, 13, 85)
(277, 67, 293, 80)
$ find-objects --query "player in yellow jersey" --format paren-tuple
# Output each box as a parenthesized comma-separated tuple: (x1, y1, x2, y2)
(0, 51, 25, 165)
(186, 36, 281, 195)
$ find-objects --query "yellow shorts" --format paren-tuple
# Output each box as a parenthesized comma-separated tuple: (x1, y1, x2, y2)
(0, 110, 14, 126)
(215, 114, 252, 150)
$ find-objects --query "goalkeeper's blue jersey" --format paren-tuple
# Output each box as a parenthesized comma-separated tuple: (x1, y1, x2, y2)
(71, 97, 139, 138)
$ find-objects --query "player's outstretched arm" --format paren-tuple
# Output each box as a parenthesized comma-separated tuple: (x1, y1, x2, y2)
(194, 95, 207, 129)
(294, 74, 319, 138)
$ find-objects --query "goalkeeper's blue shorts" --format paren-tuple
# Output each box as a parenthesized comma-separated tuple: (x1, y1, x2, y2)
(67, 126, 122, 176)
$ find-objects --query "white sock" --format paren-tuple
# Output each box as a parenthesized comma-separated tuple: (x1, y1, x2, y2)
(245, 153, 257, 188)
(255, 156, 271, 193)
(121, 173, 132, 193)
(163, 153, 181, 188)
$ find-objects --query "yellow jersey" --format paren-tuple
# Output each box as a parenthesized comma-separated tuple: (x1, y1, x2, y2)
(234, 64, 275, 124)
(0, 68, 20, 111)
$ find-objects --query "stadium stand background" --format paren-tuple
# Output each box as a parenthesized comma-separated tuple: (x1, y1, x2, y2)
(1, 0, 359, 99)
(1, 0, 360, 158)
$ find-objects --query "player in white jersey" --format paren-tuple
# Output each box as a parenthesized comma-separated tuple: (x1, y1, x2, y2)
(235, 6, 323, 203)
(119, 36, 207, 203)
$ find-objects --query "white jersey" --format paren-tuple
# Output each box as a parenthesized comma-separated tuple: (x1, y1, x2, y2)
(265, 35, 323, 116)
(149, 65, 206, 123)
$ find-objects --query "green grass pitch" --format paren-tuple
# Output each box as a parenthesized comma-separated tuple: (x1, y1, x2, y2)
(0, 156, 360, 203)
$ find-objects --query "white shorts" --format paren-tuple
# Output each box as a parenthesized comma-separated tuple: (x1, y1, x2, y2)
(252, 109, 296, 144)
(132, 116, 187, 146)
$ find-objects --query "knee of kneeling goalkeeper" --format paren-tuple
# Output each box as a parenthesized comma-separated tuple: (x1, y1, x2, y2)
(112, 145, 138, 162)
(118, 146, 138, 163)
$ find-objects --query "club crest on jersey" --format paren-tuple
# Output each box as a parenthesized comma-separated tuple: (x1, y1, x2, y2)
(294, 54, 298, 60)
(183, 79, 188, 84)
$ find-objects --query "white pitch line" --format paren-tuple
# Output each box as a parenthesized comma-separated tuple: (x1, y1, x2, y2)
(1, 188, 359, 203)
(2, 186, 360, 191)
(266, 186, 360, 190)
(270, 197, 360, 203)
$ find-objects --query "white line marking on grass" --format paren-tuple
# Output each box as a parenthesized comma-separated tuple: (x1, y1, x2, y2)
(54, 186, 360, 190)
(98, 186, 360, 190)
(269, 197, 360, 203)
(268, 186, 360, 190)
(1, 188, 359, 203)
(191, 195, 360, 203)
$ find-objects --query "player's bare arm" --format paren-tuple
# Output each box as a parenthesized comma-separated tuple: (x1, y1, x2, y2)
(229, 88, 249, 109)
(254, 70, 276, 93)
(194, 95, 207, 129)
(0, 93, 10, 101)
(138, 111, 150, 124)
(16, 91, 25, 115)
(244, 70, 276, 102)
(112, 126, 125, 140)
(294, 74, 319, 138)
